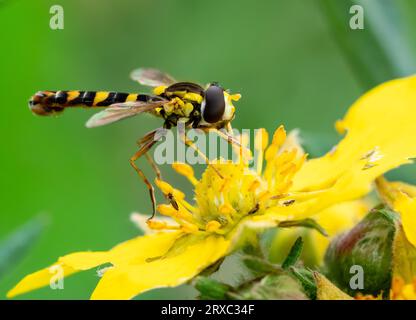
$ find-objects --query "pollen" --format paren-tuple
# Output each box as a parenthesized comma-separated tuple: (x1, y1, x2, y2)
(219, 203, 236, 215)
(181, 223, 199, 233)
(265, 145, 278, 162)
(271, 125, 286, 148)
(248, 180, 261, 193)
(147, 220, 168, 230)
(258, 191, 271, 202)
(157, 204, 179, 216)
(157, 204, 193, 222)
(172, 162, 198, 185)
(205, 220, 221, 232)
(155, 179, 174, 194)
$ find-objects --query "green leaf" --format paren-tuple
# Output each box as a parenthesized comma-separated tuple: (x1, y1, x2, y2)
(194, 276, 232, 300)
(278, 218, 328, 237)
(0, 215, 48, 279)
(282, 237, 304, 270)
(241, 255, 282, 275)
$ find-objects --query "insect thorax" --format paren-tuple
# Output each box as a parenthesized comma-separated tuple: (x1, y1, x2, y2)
(154, 85, 204, 129)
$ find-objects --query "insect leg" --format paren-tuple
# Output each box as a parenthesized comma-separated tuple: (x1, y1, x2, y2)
(145, 153, 162, 180)
(177, 119, 224, 179)
(137, 131, 164, 180)
(210, 128, 252, 161)
(225, 122, 234, 134)
(144, 153, 178, 210)
(130, 138, 158, 220)
(133, 128, 178, 216)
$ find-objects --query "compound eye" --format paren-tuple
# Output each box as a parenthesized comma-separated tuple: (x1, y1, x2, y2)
(202, 85, 225, 123)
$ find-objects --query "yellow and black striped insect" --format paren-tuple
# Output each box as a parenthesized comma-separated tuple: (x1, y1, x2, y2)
(29, 68, 243, 218)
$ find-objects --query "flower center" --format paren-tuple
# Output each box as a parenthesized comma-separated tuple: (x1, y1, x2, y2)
(193, 162, 268, 233)
(147, 125, 307, 235)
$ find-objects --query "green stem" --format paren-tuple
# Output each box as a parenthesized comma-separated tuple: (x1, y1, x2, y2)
(319, 0, 415, 90)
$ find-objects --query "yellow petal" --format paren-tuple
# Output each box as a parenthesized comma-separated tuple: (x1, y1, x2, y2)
(8, 249, 113, 298)
(106, 231, 182, 266)
(376, 179, 416, 247)
(293, 76, 416, 205)
(393, 192, 416, 247)
(7, 231, 182, 298)
(310, 200, 370, 261)
(90, 235, 230, 300)
(7, 264, 75, 298)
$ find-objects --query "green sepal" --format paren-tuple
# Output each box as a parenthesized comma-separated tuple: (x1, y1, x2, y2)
(282, 237, 304, 270)
(313, 272, 353, 300)
(241, 255, 282, 275)
(391, 221, 416, 283)
(278, 218, 328, 237)
(228, 273, 309, 300)
(289, 266, 317, 300)
(194, 276, 232, 300)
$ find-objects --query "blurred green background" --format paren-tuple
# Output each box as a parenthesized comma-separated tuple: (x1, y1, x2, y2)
(1, 0, 415, 299)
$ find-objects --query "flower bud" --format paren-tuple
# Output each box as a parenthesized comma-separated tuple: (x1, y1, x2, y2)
(324, 205, 398, 297)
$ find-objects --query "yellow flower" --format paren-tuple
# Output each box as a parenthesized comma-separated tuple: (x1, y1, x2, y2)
(376, 177, 416, 247)
(7, 126, 308, 300)
(390, 277, 416, 300)
(8, 75, 416, 300)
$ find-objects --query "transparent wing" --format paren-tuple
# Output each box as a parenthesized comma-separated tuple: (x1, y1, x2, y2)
(85, 101, 166, 128)
(130, 68, 177, 87)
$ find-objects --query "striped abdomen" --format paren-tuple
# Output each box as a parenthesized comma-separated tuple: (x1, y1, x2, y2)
(29, 90, 154, 116)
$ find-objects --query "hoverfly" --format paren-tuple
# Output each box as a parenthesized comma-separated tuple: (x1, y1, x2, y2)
(29, 68, 244, 218)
